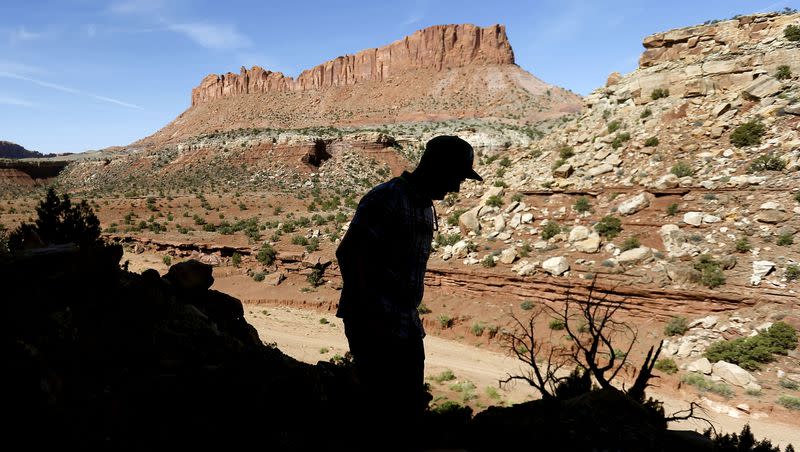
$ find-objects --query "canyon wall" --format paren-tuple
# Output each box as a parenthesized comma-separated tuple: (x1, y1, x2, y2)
(191, 24, 514, 105)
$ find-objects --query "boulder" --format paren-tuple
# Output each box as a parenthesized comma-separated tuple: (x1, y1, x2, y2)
(164, 260, 214, 291)
(655, 174, 679, 189)
(494, 215, 506, 233)
(542, 256, 569, 276)
(687, 357, 712, 375)
(683, 212, 704, 226)
(755, 209, 790, 224)
(499, 248, 518, 265)
(741, 75, 782, 100)
(458, 207, 481, 234)
(568, 226, 590, 243)
(617, 247, 653, 265)
(711, 361, 760, 389)
(617, 193, 649, 216)
(750, 260, 775, 286)
(574, 233, 601, 253)
(587, 163, 614, 177)
(554, 163, 574, 178)
(263, 271, 285, 286)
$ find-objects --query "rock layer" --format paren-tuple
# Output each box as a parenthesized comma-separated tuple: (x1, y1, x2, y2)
(191, 24, 514, 106)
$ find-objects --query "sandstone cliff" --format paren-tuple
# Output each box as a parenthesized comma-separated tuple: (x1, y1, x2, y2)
(191, 24, 514, 105)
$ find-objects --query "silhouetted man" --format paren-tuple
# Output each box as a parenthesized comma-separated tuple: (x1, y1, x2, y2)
(335, 135, 482, 449)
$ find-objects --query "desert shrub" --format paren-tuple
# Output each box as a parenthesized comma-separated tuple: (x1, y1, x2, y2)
(620, 236, 640, 251)
(471, 322, 486, 336)
(785, 24, 800, 41)
(607, 120, 621, 133)
(307, 267, 324, 287)
(748, 154, 785, 173)
(654, 358, 678, 374)
(548, 319, 566, 330)
(704, 322, 798, 370)
(650, 88, 669, 100)
(541, 221, 561, 240)
(736, 237, 752, 253)
(430, 370, 457, 383)
(644, 136, 659, 147)
(671, 161, 694, 178)
(777, 233, 794, 246)
(664, 316, 688, 336)
(778, 395, 800, 411)
(9, 188, 101, 250)
(256, 243, 276, 265)
(447, 209, 466, 227)
(519, 241, 532, 257)
(162, 255, 172, 266)
(594, 215, 622, 239)
(498, 156, 511, 167)
(731, 120, 765, 148)
(559, 146, 575, 160)
(574, 196, 591, 213)
(417, 303, 431, 314)
(485, 195, 503, 208)
(681, 373, 734, 397)
(305, 237, 320, 253)
(520, 300, 534, 310)
(253, 272, 266, 282)
(775, 65, 792, 80)
(319, 318, 329, 325)
(611, 132, 631, 149)
(436, 233, 462, 247)
(694, 254, 726, 288)
(231, 252, 242, 267)
(438, 314, 454, 329)
(291, 235, 309, 246)
(779, 379, 800, 390)
(493, 180, 508, 188)
(640, 108, 652, 119)
(481, 255, 496, 268)
(666, 203, 679, 216)
(787, 265, 800, 281)
(511, 193, 523, 203)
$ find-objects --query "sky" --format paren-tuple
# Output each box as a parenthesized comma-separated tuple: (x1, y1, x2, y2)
(2, 0, 798, 154)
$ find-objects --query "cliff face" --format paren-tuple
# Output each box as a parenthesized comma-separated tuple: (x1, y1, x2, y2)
(0, 141, 44, 159)
(191, 24, 514, 105)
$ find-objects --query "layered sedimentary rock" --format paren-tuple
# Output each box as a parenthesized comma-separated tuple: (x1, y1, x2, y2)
(191, 24, 514, 105)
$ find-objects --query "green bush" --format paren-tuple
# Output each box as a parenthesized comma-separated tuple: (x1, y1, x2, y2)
(785, 24, 800, 41)
(417, 303, 432, 314)
(779, 379, 800, 390)
(594, 215, 622, 239)
(559, 146, 575, 160)
(520, 300, 534, 310)
(664, 316, 688, 336)
(777, 233, 794, 246)
(162, 255, 172, 266)
(430, 370, 457, 383)
(747, 154, 785, 173)
(650, 88, 669, 100)
(611, 132, 631, 149)
(607, 120, 621, 133)
(485, 195, 503, 208)
(253, 272, 266, 282)
(694, 254, 726, 288)
(447, 209, 466, 227)
(787, 265, 800, 281)
(438, 314, 454, 329)
(541, 221, 561, 240)
(498, 156, 511, 167)
(681, 373, 734, 398)
(471, 322, 486, 336)
(511, 193, 523, 203)
(775, 65, 792, 80)
(705, 322, 798, 370)
(257, 243, 277, 265)
(730, 120, 765, 148)
(549, 319, 566, 330)
(436, 233, 462, 247)
(644, 137, 659, 147)
(231, 252, 242, 267)
(654, 358, 678, 374)
(666, 203, 679, 216)
(9, 188, 101, 250)
(481, 255, 496, 268)
(620, 236, 640, 251)
(574, 196, 591, 213)
(778, 395, 800, 411)
(291, 235, 309, 246)
(640, 108, 652, 119)
(735, 237, 752, 253)
(671, 161, 694, 178)
(307, 267, 324, 287)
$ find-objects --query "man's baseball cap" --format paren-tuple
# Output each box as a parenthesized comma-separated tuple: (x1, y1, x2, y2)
(422, 135, 483, 182)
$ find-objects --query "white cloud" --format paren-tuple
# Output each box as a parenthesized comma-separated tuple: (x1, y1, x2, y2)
(0, 95, 38, 108)
(168, 22, 251, 50)
(0, 72, 143, 110)
(0, 60, 46, 76)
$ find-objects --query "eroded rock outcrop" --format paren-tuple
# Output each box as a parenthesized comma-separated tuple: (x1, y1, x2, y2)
(191, 24, 514, 105)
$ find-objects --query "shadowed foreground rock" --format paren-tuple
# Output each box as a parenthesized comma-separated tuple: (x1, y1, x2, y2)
(2, 242, 779, 451)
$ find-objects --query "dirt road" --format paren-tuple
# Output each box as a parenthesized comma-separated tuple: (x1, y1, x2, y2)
(244, 304, 800, 449)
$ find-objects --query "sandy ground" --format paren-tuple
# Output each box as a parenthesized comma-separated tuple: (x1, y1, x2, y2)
(244, 304, 800, 449)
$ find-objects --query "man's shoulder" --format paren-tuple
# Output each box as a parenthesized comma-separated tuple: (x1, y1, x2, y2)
(360, 177, 408, 205)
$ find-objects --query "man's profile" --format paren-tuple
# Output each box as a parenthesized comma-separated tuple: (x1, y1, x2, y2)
(335, 135, 482, 448)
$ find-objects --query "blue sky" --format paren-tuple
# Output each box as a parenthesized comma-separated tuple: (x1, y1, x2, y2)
(2, 0, 797, 154)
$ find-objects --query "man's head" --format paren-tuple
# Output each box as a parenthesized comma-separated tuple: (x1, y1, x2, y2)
(414, 135, 482, 200)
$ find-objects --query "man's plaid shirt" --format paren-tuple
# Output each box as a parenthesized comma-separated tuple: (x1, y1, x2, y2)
(336, 171, 434, 339)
